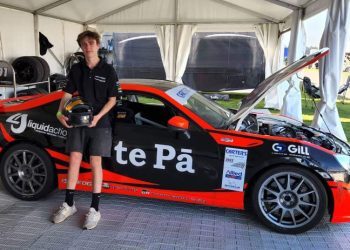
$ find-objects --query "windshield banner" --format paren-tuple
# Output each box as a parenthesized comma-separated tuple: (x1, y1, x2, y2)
(165, 85, 195, 105)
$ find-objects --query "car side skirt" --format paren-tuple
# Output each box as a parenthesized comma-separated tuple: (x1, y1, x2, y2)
(57, 170, 245, 210)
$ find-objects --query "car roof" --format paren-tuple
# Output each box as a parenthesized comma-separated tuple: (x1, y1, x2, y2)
(120, 79, 179, 91)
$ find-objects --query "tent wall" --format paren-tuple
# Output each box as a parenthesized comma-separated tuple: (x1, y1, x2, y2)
(0, 7, 83, 76)
(38, 16, 83, 74)
(0, 8, 35, 61)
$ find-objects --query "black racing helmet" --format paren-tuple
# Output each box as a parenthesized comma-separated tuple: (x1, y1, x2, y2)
(63, 96, 93, 127)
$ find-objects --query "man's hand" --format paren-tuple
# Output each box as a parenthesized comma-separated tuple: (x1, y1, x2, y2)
(57, 92, 73, 128)
(57, 113, 72, 128)
(88, 115, 101, 128)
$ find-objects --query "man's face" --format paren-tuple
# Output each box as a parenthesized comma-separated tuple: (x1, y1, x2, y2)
(80, 37, 99, 57)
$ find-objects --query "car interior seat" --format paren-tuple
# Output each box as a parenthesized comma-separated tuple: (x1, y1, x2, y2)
(113, 101, 135, 124)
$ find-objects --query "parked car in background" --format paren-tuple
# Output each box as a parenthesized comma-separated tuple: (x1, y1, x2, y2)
(111, 32, 265, 92)
(183, 32, 265, 91)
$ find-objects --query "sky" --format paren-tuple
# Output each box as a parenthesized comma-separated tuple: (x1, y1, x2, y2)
(303, 10, 350, 51)
(303, 10, 328, 48)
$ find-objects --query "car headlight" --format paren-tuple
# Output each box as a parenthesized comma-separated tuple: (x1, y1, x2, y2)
(334, 154, 350, 171)
(328, 172, 348, 182)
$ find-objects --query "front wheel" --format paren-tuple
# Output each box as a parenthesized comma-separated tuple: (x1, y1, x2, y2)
(252, 166, 327, 234)
(0, 143, 56, 200)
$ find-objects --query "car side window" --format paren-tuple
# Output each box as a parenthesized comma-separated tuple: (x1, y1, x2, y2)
(114, 93, 200, 131)
(114, 93, 173, 128)
(136, 96, 164, 106)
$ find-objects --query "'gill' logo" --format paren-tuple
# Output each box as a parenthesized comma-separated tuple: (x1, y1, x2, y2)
(272, 143, 309, 156)
(6, 113, 28, 134)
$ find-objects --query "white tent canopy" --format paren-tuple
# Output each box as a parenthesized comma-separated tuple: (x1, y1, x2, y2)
(0, 0, 328, 25)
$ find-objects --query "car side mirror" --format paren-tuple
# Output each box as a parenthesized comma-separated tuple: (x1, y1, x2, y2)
(168, 116, 189, 130)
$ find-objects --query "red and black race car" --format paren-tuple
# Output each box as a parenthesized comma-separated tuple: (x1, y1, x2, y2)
(0, 48, 349, 234)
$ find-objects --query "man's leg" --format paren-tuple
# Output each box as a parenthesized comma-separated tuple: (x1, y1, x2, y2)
(53, 128, 84, 224)
(83, 128, 111, 230)
(90, 155, 103, 193)
(90, 155, 102, 211)
(83, 155, 102, 230)
(67, 152, 83, 189)
(65, 152, 83, 205)
(52, 152, 82, 224)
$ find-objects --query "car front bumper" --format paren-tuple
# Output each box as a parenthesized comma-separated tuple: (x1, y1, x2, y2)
(329, 181, 350, 223)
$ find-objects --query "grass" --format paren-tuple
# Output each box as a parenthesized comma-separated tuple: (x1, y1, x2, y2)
(216, 94, 350, 141)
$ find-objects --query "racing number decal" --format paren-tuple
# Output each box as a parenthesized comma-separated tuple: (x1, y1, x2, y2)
(0, 67, 8, 78)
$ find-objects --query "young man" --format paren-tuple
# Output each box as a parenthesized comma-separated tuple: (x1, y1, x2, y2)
(52, 30, 118, 229)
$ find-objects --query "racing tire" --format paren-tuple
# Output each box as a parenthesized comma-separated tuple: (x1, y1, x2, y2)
(251, 166, 327, 234)
(0, 143, 56, 200)
(65, 52, 84, 75)
(12, 56, 45, 84)
(16, 87, 48, 97)
(33, 56, 50, 81)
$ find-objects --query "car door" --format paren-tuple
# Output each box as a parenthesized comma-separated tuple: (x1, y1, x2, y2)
(105, 91, 222, 191)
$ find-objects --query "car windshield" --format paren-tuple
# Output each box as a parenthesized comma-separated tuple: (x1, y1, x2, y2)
(165, 85, 233, 128)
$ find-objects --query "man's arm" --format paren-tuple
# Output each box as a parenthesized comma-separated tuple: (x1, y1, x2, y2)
(57, 92, 73, 128)
(89, 97, 117, 128)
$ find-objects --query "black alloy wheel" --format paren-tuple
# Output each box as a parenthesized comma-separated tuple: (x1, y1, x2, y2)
(0, 143, 56, 200)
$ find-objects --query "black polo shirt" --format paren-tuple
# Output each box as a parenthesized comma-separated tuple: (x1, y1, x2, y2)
(63, 59, 119, 128)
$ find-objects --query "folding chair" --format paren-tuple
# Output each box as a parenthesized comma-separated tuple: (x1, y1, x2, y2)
(302, 76, 320, 108)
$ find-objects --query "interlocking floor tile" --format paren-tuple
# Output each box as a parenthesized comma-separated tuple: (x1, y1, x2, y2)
(0, 182, 349, 249)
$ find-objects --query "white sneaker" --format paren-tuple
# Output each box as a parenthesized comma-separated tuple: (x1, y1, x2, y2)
(52, 202, 77, 224)
(83, 208, 101, 230)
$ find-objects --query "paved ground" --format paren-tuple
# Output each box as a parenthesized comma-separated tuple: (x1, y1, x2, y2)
(1, 183, 350, 250)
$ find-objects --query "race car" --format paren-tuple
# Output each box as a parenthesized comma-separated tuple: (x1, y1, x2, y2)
(0, 48, 349, 234)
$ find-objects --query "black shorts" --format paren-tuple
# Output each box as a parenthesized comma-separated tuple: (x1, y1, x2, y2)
(66, 127, 112, 157)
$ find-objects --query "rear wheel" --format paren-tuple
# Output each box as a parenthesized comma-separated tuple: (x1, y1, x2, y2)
(0, 143, 56, 200)
(252, 166, 327, 234)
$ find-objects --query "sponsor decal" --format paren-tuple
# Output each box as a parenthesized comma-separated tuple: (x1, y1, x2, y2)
(6, 113, 28, 134)
(272, 143, 309, 156)
(272, 143, 287, 153)
(225, 148, 248, 156)
(225, 170, 242, 180)
(141, 190, 150, 195)
(165, 85, 195, 105)
(114, 141, 195, 174)
(6, 113, 67, 138)
(222, 147, 248, 191)
(220, 137, 233, 143)
(176, 87, 190, 98)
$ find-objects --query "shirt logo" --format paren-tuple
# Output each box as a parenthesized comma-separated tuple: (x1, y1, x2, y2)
(94, 76, 106, 83)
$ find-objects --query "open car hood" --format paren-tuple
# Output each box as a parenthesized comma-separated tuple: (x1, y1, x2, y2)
(231, 48, 329, 125)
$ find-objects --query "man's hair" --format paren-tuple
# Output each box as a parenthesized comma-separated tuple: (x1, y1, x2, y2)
(77, 30, 100, 47)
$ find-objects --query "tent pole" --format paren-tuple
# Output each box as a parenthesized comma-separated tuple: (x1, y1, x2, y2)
(48, 49, 64, 69)
(34, 14, 39, 56)
(0, 32, 4, 60)
(173, 0, 178, 82)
